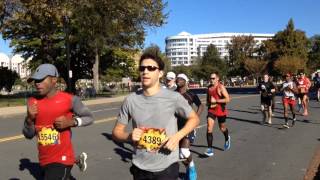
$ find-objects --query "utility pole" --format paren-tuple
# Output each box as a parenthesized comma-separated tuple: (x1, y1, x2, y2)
(63, 15, 72, 93)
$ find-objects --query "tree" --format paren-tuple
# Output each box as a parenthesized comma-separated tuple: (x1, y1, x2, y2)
(1, 0, 167, 93)
(0, 67, 19, 92)
(173, 65, 193, 79)
(274, 56, 306, 75)
(192, 44, 227, 80)
(257, 19, 309, 76)
(308, 35, 320, 71)
(272, 19, 309, 60)
(73, 0, 167, 92)
(244, 58, 268, 81)
(226, 35, 256, 76)
(0, 0, 94, 93)
(100, 48, 139, 82)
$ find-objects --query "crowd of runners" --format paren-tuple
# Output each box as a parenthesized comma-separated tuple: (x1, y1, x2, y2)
(21, 52, 320, 180)
(258, 71, 320, 129)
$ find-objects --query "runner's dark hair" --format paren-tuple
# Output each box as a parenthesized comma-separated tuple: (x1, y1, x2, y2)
(139, 53, 165, 70)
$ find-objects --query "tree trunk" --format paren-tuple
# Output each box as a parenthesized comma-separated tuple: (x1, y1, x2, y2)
(93, 47, 100, 92)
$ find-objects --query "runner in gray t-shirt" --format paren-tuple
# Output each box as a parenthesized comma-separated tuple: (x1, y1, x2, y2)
(112, 53, 200, 180)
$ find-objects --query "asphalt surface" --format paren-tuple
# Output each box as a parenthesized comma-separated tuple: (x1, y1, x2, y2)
(0, 93, 319, 180)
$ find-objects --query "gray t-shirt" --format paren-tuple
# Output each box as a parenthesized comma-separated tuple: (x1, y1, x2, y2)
(117, 88, 193, 172)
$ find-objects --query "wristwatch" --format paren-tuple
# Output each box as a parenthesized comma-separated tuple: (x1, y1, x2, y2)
(74, 117, 79, 127)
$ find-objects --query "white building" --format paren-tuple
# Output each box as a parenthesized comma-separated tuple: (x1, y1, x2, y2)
(165, 31, 274, 66)
(0, 53, 30, 78)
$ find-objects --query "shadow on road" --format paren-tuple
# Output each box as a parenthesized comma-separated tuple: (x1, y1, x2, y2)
(228, 108, 259, 114)
(179, 172, 187, 180)
(296, 119, 320, 125)
(18, 158, 42, 180)
(228, 116, 261, 125)
(190, 144, 224, 158)
(101, 133, 133, 162)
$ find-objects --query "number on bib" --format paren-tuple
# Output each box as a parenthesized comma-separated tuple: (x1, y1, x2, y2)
(137, 128, 167, 152)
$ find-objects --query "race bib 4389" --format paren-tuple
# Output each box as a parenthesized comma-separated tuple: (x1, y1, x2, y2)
(137, 128, 167, 152)
(37, 127, 60, 146)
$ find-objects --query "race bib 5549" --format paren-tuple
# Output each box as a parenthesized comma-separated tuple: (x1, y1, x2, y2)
(37, 127, 60, 146)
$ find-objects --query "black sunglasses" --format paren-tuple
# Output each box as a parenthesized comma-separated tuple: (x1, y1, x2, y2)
(139, 66, 159, 72)
(34, 78, 46, 83)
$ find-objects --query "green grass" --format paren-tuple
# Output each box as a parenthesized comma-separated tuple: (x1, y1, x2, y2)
(0, 97, 27, 107)
(0, 91, 130, 107)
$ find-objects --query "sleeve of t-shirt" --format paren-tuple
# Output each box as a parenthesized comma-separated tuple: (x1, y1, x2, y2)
(257, 83, 261, 91)
(72, 96, 94, 126)
(192, 93, 202, 107)
(175, 94, 193, 119)
(270, 82, 275, 89)
(117, 97, 131, 125)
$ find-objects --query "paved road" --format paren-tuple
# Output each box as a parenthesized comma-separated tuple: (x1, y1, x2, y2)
(0, 94, 319, 180)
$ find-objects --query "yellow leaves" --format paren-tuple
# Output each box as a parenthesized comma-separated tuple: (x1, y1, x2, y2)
(274, 56, 307, 75)
(244, 58, 268, 75)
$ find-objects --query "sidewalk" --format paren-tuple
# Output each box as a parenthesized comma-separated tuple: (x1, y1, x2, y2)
(0, 95, 126, 117)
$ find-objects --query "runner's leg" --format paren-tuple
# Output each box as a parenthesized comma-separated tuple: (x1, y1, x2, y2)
(42, 163, 72, 180)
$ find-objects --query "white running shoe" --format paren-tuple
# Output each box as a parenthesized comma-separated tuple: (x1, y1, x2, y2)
(77, 152, 88, 172)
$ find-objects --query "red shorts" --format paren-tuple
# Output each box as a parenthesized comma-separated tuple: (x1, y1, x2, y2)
(283, 97, 296, 106)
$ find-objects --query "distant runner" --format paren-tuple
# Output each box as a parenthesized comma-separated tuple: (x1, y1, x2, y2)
(296, 72, 311, 116)
(165, 71, 177, 91)
(205, 72, 231, 157)
(281, 73, 298, 128)
(257, 74, 276, 124)
(176, 73, 204, 180)
(313, 70, 320, 101)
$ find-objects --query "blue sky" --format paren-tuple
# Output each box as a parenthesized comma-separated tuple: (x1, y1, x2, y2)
(1, 0, 319, 55)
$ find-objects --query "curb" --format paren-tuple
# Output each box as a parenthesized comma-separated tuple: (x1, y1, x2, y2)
(0, 95, 126, 117)
(304, 145, 320, 180)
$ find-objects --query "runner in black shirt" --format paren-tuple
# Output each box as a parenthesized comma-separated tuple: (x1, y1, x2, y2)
(257, 74, 276, 124)
(176, 73, 204, 180)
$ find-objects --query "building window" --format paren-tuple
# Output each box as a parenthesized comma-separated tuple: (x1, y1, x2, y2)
(184, 61, 188, 64)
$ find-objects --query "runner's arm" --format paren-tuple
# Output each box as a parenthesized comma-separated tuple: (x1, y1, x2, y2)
(71, 96, 94, 127)
(165, 110, 200, 151)
(193, 94, 204, 116)
(206, 87, 212, 108)
(112, 97, 139, 143)
(164, 95, 200, 151)
(177, 110, 200, 138)
(112, 122, 132, 142)
(216, 85, 230, 103)
(22, 117, 36, 139)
